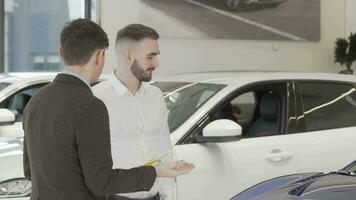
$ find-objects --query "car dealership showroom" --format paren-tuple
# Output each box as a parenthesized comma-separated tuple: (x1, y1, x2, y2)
(0, 0, 356, 200)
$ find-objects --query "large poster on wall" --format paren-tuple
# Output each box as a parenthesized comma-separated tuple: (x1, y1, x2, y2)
(139, 0, 320, 41)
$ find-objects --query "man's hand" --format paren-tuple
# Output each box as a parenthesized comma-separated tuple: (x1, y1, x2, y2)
(154, 160, 194, 178)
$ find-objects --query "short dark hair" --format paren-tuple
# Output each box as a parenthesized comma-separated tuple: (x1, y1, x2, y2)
(60, 18, 109, 65)
(115, 24, 159, 46)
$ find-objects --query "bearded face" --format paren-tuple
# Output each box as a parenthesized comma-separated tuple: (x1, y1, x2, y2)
(130, 59, 155, 82)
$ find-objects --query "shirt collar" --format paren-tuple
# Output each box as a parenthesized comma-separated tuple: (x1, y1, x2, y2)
(60, 70, 92, 90)
(109, 70, 145, 97)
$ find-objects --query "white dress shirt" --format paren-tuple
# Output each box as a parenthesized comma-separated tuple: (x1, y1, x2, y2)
(93, 71, 173, 199)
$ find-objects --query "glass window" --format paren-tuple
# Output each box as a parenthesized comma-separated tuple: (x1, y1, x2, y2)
(209, 92, 256, 136)
(0, 75, 22, 92)
(152, 82, 225, 133)
(299, 82, 356, 131)
(4, 0, 96, 72)
(0, 83, 48, 121)
(231, 92, 256, 125)
(0, 82, 11, 92)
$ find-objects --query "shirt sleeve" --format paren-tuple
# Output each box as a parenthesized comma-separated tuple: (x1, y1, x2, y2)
(75, 98, 157, 195)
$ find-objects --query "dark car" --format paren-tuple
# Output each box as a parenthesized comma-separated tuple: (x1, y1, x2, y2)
(232, 160, 356, 200)
(225, 0, 285, 11)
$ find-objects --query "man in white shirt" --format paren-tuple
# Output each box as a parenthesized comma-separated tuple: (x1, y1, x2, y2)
(93, 24, 184, 200)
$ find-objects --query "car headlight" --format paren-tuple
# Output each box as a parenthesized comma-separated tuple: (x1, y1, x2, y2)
(0, 178, 31, 198)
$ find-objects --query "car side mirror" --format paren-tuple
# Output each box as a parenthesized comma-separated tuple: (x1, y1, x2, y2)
(0, 109, 16, 125)
(194, 119, 242, 143)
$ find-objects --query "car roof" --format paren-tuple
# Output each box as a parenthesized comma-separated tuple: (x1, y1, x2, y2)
(0, 72, 57, 83)
(154, 71, 356, 85)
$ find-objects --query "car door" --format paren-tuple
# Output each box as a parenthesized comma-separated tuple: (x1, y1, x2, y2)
(295, 81, 356, 172)
(0, 83, 48, 137)
(173, 82, 301, 200)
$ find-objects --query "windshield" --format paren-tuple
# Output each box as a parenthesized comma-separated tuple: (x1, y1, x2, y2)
(342, 160, 356, 174)
(153, 82, 225, 132)
(0, 75, 21, 93)
(0, 82, 11, 92)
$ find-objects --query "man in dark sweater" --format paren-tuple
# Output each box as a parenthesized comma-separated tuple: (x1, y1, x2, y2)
(22, 19, 193, 200)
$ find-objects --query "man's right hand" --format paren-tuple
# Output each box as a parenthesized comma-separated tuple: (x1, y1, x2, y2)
(154, 160, 194, 178)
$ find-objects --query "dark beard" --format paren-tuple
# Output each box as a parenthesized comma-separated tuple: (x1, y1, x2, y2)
(130, 59, 152, 82)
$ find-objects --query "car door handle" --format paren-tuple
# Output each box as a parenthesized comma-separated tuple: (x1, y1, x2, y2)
(265, 151, 293, 162)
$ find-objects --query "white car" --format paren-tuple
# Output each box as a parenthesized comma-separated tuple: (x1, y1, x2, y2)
(1, 71, 356, 200)
(0, 73, 55, 138)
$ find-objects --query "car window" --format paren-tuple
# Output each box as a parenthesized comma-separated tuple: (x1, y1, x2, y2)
(210, 89, 284, 137)
(239, 91, 282, 137)
(197, 90, 216, 107)
(210, 92, 257, 135)
(176, 82, 288, 144)
(231, 92, 256, 126)
(352, 167, 356, 174)
(0, 83, 48, 122)
(153, 82, 225, 133)
(0, 76, 21, 92)
(348, 165, 356, 174)
(299, 82, 356, 131)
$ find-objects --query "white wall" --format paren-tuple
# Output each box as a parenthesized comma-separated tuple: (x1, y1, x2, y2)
(100, 0, 348, 75)
(346, 0, 356, 35)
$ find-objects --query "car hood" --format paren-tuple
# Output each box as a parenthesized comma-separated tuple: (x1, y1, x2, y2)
(233, 172, 356, 200)
(232, 173, 321, 200)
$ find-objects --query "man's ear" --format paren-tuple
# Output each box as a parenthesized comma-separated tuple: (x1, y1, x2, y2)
(123, 48, 134, 65)
(59, 48, 64, 60)
(95, 49, 105, 65)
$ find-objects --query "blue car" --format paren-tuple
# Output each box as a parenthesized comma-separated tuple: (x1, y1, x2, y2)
(232, 160, 356, 200)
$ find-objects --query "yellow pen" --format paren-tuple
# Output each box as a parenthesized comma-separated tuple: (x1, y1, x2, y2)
(143, 151, 171, 166)
(144, 159, 161, 166)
